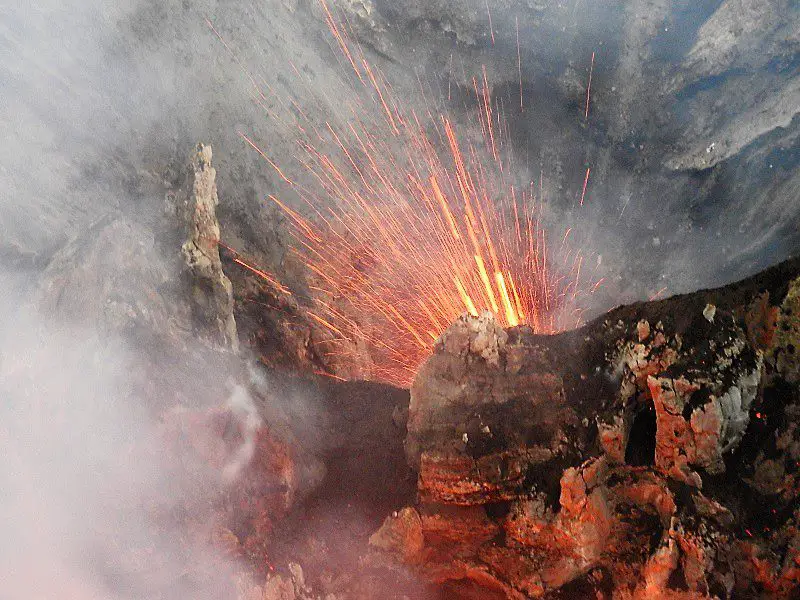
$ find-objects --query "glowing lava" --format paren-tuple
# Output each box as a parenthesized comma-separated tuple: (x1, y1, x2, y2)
(231, 1, 597, 386)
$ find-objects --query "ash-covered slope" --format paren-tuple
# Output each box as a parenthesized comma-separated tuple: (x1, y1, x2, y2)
(3, 0, 798, 317)
(334, 0, 800, 309)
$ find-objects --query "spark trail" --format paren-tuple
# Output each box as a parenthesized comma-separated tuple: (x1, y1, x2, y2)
(235, 1, 598, 386)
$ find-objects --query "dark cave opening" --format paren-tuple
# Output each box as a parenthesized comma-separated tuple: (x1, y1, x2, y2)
(625, 397, 657, 467)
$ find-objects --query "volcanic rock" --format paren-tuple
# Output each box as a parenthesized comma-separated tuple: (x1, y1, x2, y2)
(178, 143, 239, 352)
(375, 257, 800, 597)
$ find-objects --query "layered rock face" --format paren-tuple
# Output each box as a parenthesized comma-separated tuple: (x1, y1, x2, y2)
(371, 259, 800, 598)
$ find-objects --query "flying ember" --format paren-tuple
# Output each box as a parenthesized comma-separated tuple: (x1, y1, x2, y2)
(237, 0, 595, 387)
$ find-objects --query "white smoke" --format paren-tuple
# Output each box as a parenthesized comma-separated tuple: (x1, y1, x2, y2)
(0, 2, 331, 596)
(222, 385, 263, 483)
(0, 284, 260, 599)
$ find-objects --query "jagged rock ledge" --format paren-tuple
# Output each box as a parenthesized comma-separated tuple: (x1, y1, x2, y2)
(370, 257, 800, 598)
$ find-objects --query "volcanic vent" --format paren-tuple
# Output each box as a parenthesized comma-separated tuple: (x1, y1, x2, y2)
(175, 144, 800, 598)
(227, 0, 600, 388)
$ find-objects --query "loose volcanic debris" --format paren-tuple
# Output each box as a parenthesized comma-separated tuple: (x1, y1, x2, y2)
(179, 143, 239, 352)
(368, 258, 800, 598)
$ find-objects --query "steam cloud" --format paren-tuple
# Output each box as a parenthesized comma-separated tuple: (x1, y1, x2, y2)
(0, 281, 263, 599)
(0, 2, 335, 594)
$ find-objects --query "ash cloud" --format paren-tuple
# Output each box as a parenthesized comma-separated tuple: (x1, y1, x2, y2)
(3, 0, 797, 320)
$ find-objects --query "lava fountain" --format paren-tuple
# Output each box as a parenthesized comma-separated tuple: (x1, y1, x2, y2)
(229, 0, 600, 387)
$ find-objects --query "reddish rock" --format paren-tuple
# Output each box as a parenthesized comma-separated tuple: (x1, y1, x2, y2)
(370, 259, 800, 597)
(369, 507, 425, 563)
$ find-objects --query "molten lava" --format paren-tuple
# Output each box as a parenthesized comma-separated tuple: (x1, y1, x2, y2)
(230, 1, 598, 386)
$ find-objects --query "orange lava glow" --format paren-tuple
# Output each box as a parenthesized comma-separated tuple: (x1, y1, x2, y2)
(229, 1, 598, 387)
